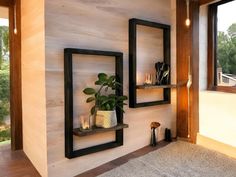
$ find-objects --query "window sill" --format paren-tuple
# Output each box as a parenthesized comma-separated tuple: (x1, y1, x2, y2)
(208, 86, 236, 94)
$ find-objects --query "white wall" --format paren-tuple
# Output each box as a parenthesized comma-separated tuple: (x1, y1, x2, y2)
(21, 0, 48, 176)
(45, 0, 176, 176)
(199, 91, 236, 147)
(199, 5, 236, 148)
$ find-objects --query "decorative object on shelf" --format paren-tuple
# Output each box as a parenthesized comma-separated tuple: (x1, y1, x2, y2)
(129, 18, 171, 108)
(83, 73, 128, 128)
(150, 122, 161, 147)
(155, 62, 170, 85)
(64, 48, 126, 158)
(96, 110, 117, 128)
(164, 128, 172, 142)
(80, 115, 91, 130)
(144, 73, 153, 85)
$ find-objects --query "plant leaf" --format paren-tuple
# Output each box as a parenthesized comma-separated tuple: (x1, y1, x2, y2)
(83, 88, 96, 95)
(108, 75, 115, 83)
(98, 73, 107, 81)
(108, 94, 116, 98)
(105, 104, 111, 110)
(95, 80, 103, 85)
(86, 97, 95, 103)
(91, 106, 96, 115)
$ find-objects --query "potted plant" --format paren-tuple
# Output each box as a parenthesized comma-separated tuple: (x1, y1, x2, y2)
(83, 73, 127, 128)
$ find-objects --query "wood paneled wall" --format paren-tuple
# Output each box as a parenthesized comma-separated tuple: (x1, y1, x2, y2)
(21, 0, 47, 176)
(199, 0, 216, 5)
(0, 0, 12, 7)
(45, 0, 176, 176)
(176, 0, 199, 143)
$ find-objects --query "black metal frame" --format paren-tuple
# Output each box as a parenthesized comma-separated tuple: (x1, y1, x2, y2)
(64, 48, 124, 158)
(129, 18, 171, 108)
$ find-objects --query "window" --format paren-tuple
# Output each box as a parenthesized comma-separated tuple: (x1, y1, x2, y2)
(208, 0, 236, 93)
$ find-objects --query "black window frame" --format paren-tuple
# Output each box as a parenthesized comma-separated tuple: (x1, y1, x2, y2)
(208, 0, 236, 93)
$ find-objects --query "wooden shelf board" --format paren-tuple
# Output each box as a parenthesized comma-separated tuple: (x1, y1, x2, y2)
(136, 84, 176, 89)
(73, 123, 129, 137)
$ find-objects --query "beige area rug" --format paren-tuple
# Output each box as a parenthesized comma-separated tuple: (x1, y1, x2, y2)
(98, 141, 236, 177)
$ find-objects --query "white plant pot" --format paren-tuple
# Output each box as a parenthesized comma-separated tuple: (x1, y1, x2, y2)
(95, 110, 117, 128)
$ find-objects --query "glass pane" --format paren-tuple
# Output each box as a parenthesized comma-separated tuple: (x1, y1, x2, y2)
(0, 6, 10, 145)
(217, 1, 236, 87)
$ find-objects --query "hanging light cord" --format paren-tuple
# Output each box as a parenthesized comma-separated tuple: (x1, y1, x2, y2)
(14, 2, 17, 34)
(185, 0, 191, 27)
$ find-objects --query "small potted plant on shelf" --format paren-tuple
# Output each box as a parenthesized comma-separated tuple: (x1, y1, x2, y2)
(83, 73, 127, 128)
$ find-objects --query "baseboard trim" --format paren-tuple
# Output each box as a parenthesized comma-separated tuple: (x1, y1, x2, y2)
(197, 133, 236, 159)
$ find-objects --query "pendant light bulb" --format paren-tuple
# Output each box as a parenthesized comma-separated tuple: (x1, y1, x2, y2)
(185, 0, 191, 27)
(14, 3, 17, 35)
(185, 19, 191, 26)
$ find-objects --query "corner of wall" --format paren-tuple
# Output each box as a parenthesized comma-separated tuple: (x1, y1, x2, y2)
(21, 0, 48, 176)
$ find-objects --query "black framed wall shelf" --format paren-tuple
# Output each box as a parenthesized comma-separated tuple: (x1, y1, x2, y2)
(129, 18, 171, 108)
(64, 48, 127, 159)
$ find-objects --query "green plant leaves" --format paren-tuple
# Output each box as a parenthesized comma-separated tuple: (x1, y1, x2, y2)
(91, 106, 96, 115)
(86, 97, 95, 103)
(83, 88, 96, 95)
(98, 73, 107, 81)
(95, 80, 103, 85)
(83, 73, 128, 114)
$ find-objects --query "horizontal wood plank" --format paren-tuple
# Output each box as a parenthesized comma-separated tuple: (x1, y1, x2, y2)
(136, 84, 176, 89)
(0, 0, 12, 7)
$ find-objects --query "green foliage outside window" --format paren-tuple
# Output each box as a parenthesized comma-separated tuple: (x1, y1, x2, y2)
(217, 23, 236, 75)
(0, 26, 10, 142)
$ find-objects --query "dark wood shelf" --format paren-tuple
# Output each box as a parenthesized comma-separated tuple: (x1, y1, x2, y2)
(73, 123, 129, 137)
(136, 84, 176, 89)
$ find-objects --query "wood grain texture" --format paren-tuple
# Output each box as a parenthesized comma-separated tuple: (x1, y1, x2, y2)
(21, 0, 47, 176)
(0, 0, 12, 7)
(45, 0, 176, 176)
(199, 0, 216, 5)
(136, 25, 165, 103)
(176, 0, 199, 142)
(189, 0, 199, 143)
(9, 0, 23, 151)
(176, 0, 190, 138)
(0, 144, 41, 177)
